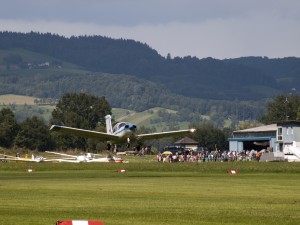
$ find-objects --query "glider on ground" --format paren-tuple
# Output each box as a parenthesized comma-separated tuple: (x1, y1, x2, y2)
(0, 153, 55, 163)
(45, 151, 122, 163)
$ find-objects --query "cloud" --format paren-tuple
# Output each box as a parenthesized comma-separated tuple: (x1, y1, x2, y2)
(0, 0, 299, 58)
(2, 0, 299, 25)
(1, 13, 299, 59)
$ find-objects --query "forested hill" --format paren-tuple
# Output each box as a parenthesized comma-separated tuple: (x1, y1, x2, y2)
(0, 31, 300, 100)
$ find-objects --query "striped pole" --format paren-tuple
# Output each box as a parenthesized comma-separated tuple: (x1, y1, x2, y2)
(56, 220, 104, 225)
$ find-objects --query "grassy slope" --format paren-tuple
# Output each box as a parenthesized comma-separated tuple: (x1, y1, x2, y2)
(0, 95, 195, 129)
(112, 107, 192, 130)
(0, 95, 55, 123)
(113, 107, 170, 124)
(0, 161, 299, 225)
(0, 48, 83, 71)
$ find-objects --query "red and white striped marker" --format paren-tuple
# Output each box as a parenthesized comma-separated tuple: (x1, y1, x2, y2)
(227, 169, 238, 174)
(56, 220, 104, 225)
(118, 169, 127, 173)
(25, 168, 35, 173)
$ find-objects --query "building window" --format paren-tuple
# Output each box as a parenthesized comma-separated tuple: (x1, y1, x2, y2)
(278, 127, 282, 140)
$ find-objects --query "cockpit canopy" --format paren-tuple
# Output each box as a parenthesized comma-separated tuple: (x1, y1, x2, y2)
(113, 122, 135, 133)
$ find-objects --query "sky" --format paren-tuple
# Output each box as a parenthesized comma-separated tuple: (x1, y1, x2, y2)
(0, 0, 300, 59)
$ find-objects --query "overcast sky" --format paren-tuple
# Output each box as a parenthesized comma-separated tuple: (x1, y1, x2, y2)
(1, 0, 299, 59)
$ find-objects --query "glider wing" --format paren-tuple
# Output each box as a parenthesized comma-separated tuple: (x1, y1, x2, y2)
(50, 125, 120, 142)
(136, 128, 196, 141)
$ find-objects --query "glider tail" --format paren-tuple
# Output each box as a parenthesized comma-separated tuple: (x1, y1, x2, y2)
(105, 115, 113, 134)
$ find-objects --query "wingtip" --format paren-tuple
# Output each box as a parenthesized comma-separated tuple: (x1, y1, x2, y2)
(50, 125, 60, 131)
(189, 128, 196, 133)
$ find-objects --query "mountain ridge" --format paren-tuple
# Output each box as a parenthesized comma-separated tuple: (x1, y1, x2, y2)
(1, 31, 299, 127)
(1, 31, 299, 100)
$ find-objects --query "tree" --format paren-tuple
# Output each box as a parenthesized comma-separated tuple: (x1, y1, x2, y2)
(0, 108, 19, 148)
(260, 94, 300, 124)
(190, 121, 227, 150)
(14, 116, 54, 151)
(236, 121, 262, 130)
(51, 93, 112, 150)
(51, 93, 111, 129)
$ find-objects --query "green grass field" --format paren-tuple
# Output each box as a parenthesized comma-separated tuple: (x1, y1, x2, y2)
(0, 161, 300, 225)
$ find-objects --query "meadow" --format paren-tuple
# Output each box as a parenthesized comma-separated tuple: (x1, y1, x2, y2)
(0, 160, 300, 225)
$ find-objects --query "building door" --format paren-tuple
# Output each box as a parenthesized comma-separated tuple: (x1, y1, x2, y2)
(278, 143, 283, 152)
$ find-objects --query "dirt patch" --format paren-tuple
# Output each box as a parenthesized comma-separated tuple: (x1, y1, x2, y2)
(0, 94, 36, 105)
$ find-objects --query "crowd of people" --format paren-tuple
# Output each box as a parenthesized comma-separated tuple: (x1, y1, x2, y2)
(156, 149, 263, 163)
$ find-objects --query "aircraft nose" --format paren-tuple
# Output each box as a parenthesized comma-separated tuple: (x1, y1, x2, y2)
(125, 124, 136, 131)
(128, 125, 136, 131)
(131, 125, 137, 131)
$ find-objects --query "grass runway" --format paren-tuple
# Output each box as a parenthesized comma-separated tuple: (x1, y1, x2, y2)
(0, 160, 300, 225)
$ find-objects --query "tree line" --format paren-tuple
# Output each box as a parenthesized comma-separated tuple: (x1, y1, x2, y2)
(1, 92, 299, 153)
(0, 93, 111, 151)
(0, 93, 231, 152)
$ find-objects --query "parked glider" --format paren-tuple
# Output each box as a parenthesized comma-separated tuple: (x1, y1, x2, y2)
(45, 151, 122, 163)
(0, 153, 55, 163)
(50, 115, 196, 150)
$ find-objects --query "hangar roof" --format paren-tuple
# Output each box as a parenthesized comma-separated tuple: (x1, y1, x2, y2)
(234, 124, 277, 133)
(175, 137, 198, 144)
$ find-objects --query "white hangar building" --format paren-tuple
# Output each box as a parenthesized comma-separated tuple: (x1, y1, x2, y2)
(228, 121, 300, 162)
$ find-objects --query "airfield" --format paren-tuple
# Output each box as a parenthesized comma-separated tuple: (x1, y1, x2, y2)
(1, 157, 300, 225)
